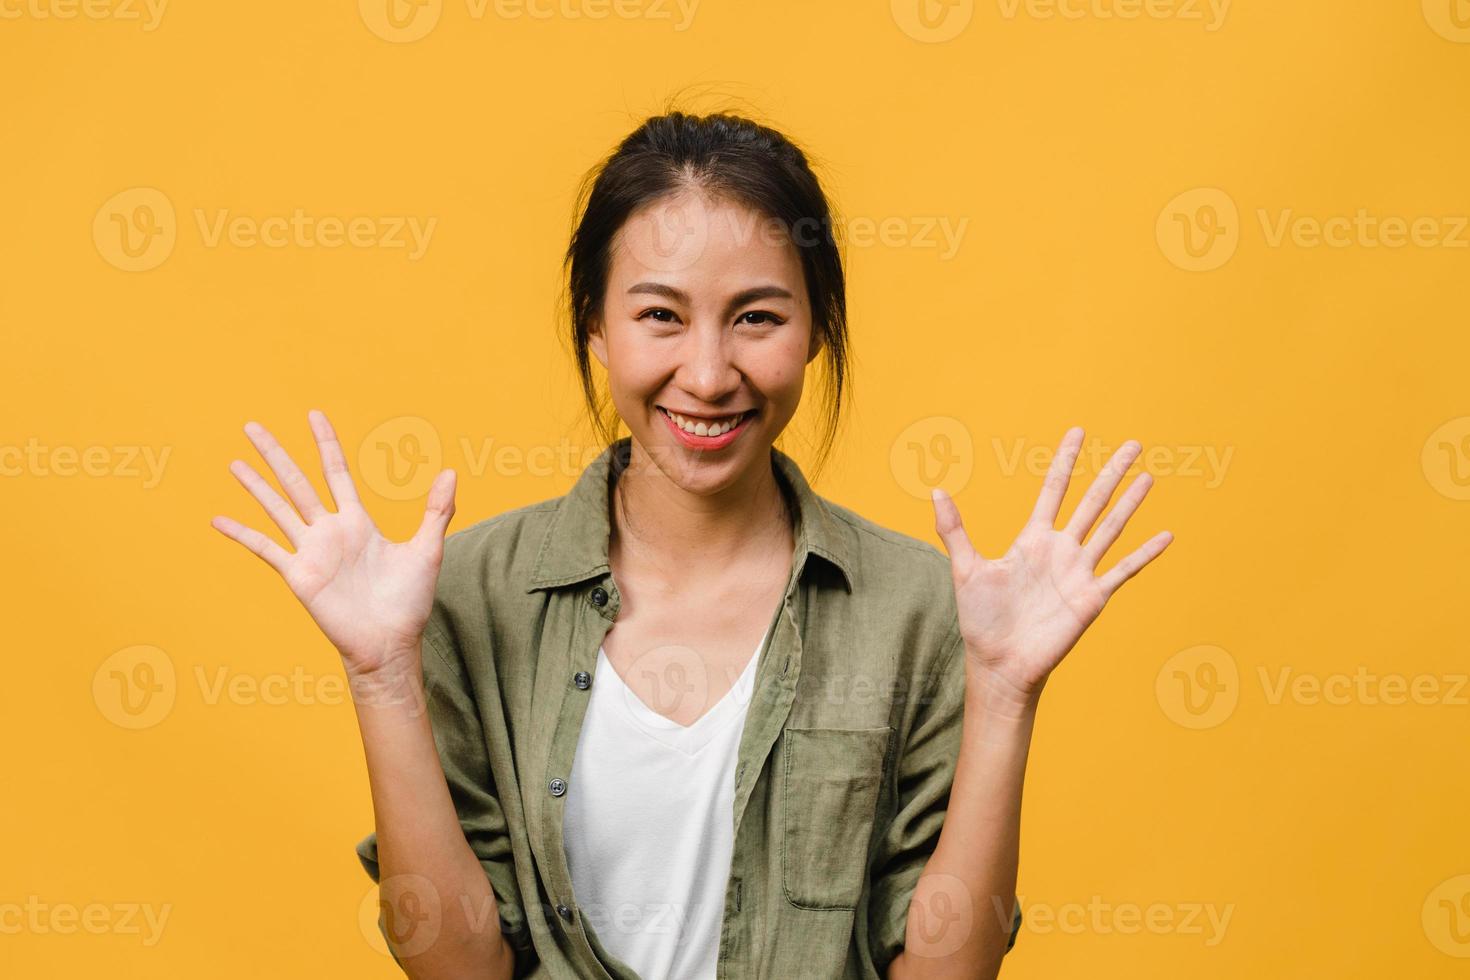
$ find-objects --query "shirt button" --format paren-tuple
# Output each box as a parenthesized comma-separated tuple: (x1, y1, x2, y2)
(549, 777, 567, 797)
(556, 903, 573, 921)
(590, 586, 608, 607)
(573, 671, 591, 690)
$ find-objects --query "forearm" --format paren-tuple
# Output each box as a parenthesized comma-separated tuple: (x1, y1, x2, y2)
(887, 659, 1036, 980)
(351, 649, 516, 980)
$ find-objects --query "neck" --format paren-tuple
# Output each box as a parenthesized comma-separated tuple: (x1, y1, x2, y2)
(609, 438, 795, 588)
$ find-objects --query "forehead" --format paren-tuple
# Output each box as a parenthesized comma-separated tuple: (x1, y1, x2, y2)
(607, 190, 806, 291)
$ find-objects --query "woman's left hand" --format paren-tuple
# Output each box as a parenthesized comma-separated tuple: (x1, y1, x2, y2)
(931, 426, 1174, 711)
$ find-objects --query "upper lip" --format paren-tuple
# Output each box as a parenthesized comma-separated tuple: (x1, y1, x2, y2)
(658, 406, 754, 421)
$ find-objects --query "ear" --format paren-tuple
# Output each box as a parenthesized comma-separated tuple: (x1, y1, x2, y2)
(806, 329, 824, 365)
(587, 316, 609, 368)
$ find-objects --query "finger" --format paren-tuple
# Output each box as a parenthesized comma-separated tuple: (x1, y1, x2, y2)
(1098, 530, 1173, 596)
(243, 420, 328, 522)
(211, 515, 291, 575)
(1029, 426, 1085, 528)
(1082, 470, 1154, 567)
(930, 486, 980, 578)
(307, 409, 362, 511)
(1063, 439, 1141, 542)
(228, 459, 306, 546)
(411, 469, 457, 552)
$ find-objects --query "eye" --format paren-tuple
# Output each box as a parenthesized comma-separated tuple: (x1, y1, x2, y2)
(737, 310, 785, 326)
(637, 307, 680, 324)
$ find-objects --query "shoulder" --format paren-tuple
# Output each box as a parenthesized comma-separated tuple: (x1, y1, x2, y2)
(804, 493, 965, 719)
(821, 495, 954, 599)
(806, 492, 963, 680)
(438, 497, 562, 583)
(438, 502, 558, 570)
(418, 496, 564, 656)
(410, 501, 565, 794)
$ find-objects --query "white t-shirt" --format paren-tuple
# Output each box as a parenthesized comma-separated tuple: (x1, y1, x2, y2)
(562, 626, 770, 980)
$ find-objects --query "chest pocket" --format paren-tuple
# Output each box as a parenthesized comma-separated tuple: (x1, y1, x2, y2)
(780, 725, 894, 910)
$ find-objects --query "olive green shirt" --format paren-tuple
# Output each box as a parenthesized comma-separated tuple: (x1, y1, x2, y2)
(356, 437, 1021, 978)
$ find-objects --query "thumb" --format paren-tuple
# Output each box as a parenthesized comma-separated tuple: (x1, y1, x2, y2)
(413, 468, 457, 550)
(930, 486, 979, 577)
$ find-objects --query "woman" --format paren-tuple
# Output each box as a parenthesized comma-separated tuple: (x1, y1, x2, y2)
(211, 111, 1171, 979)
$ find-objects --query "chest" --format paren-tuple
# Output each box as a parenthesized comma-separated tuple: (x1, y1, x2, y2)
(598, 578, 787, 728)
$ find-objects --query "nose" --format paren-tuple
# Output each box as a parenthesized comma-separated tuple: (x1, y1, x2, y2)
(673, 322, 742, 405)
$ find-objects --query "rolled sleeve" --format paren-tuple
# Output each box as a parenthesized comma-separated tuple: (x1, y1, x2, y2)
(866, 622, 1021, 975)
(353, 624, 538, 975)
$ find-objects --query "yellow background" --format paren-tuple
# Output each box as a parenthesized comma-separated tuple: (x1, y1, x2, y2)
(3, 0, 1468, 976)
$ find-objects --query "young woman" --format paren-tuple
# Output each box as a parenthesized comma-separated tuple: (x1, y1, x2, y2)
(212, 111, 1171, 980)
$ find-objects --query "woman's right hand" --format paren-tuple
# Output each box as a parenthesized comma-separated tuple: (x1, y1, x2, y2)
(210, 409, 457, 684)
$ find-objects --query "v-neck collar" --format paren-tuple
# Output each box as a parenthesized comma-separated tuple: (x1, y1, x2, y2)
(595, 626, 769, 756)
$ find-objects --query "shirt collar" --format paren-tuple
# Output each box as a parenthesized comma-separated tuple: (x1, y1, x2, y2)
(526, 436, 855, 593)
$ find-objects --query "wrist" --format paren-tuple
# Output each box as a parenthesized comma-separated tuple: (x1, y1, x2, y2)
(344, 645, 426, 712)
(964, 656, 1044, 722)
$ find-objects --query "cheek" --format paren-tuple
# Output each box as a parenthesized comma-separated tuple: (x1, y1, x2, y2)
(603, 329, 669, 393)
(753, 336, 811, 394)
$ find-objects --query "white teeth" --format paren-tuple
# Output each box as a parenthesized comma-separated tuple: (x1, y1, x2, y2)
(663, 408, 747, 436)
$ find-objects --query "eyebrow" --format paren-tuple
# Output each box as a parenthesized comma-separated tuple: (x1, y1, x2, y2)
(627, 282, 794, 316)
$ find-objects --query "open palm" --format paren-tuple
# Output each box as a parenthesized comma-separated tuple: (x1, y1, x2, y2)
(210, 410, 457, 677)
(932, 427, 1172, 703)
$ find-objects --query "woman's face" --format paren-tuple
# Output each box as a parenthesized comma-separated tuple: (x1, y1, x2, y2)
(588, 190, 821, 493)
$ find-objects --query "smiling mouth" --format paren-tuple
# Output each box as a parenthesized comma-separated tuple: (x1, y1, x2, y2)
(657, 406, 755, 437)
